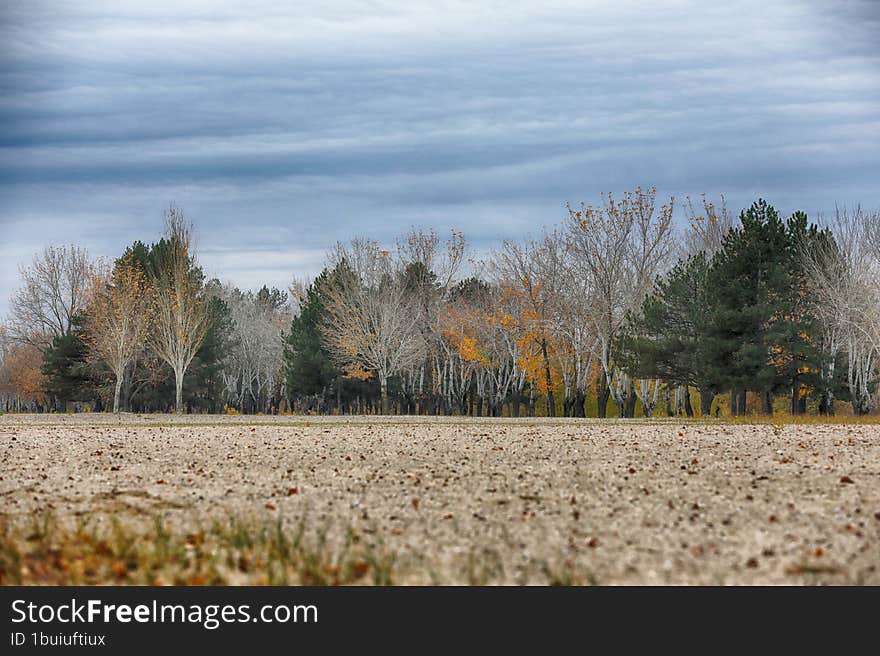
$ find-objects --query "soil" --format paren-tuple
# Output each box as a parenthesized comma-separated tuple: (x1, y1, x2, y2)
(1, 414, 878, 584)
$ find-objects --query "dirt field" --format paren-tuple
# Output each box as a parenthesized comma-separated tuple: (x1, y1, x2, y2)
(1, 414, 878, 585)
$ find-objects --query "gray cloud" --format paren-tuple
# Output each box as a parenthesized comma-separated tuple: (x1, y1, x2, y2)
(1, 0, 879, 315)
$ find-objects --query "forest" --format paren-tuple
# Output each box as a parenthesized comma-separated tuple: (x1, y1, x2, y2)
(1, 188, 879, 418)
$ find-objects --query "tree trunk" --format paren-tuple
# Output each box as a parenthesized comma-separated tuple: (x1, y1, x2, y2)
(623, 380, 635, 418)
(819, 388, 834, 416)
(597, 373, 610, 419)
(732, 389, 747, 416)
(511, 391, 520, 418)
(575, 391, 586, 418)
(698, 388, 713, 417)
(380, 377, 390, 415)
(790, 378, 801, 415)
(174, 368, 184, 414)
(761, 390, 773, 416)
(683, 386, 694, 418)
(540, 339, 555, 417)
(113, 374, 123, 414)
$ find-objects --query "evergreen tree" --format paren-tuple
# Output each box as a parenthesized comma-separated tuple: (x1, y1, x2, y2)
(284, 270, 340, 406)
(183, 291, 231, 412)
(705, 200, 827, 414)
(42, 314, 103, 409)
(771, 211, 823, 413)
(620, 252, 721, 415)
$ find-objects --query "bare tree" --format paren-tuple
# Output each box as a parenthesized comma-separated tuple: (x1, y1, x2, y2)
(215, 284, 287, 413)
(551, 263, 597, 417)
(481, 299, 525, 417)
(800, 206, 880, 414)
(288, 277, 309, 319)
(0, 324, 14, 411)
(397, 228, 466, 413)
(866, 209, 880, 261)
(567, 187, 675, 417)
(85, 255, 152, 413)
(437, 277, 493, 415)
(8, 245, 94, 348)
(322, 238, 425, 414)
(682, 194, 736, 257)
(148, 207, 211, 413)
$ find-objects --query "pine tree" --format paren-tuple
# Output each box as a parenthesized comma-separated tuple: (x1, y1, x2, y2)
(771, 211, 823, 414)
(284, 270, 340, 408)
(705, 200, 828, 414)
(620, 252, 721, 415)
(42, 314, 102, 409)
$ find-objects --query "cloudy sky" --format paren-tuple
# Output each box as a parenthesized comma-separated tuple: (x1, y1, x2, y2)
(1, 0, 878, 315)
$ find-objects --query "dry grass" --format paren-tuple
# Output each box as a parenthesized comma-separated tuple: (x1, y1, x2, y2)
(0, 512, 398, 586)
(0, 512, 597, 586)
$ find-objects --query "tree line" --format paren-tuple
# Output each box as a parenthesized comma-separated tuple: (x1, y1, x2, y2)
(1, 189, 879, 417)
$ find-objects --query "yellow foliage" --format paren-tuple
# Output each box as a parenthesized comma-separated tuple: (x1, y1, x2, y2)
(344, 366, 373, 381)
(442, 328, 489, 366)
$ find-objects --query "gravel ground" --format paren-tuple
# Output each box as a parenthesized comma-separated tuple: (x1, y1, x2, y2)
(2, 414, 879, 584)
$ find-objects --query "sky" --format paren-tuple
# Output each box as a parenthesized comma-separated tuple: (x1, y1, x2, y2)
(1, 0, 879, 316)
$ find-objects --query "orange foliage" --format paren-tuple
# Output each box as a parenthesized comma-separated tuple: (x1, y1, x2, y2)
(343, 365, 373, 381)
(499, 283, 560, 394)
(6, 343, 46, 403)
(442, 328, 489, 367)
(84, 254, 151, 381)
